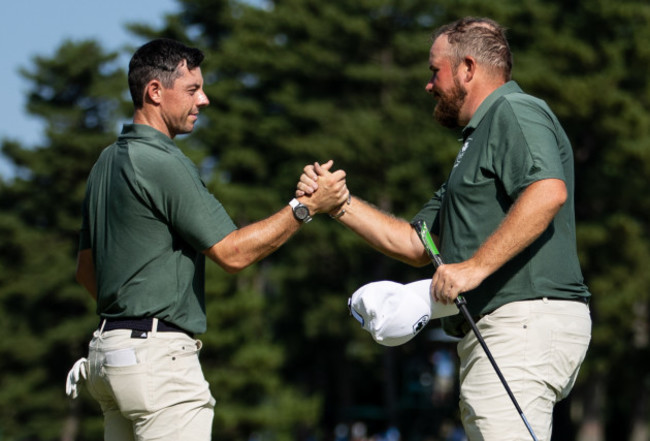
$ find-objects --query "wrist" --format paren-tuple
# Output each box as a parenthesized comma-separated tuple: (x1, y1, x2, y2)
(329, 193, 352, 219)
(468, 254, 495, 281)
(289, 198, 312, 223)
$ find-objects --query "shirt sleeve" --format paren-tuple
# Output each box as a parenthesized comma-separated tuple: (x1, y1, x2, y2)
(489, 96, 566, 200)
(411, 183, 447, 236)
(134, 151, 237, 251)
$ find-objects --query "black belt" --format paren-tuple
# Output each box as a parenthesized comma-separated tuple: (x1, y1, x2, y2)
(100, 317, 194, 338)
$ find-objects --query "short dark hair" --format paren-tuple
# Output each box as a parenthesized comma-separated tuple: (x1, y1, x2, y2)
(433, 17, 512, 81)
(128, 38, 205, 108)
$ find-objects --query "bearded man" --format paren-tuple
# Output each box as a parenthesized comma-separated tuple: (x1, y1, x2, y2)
(298, 17, 591, 441)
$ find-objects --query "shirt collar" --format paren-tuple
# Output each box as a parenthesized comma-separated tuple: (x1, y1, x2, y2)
(119, 123, 179, 151)
(461, 80, 523, 139)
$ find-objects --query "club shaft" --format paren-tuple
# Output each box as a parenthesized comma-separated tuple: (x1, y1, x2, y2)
(412, 221, 539, 441)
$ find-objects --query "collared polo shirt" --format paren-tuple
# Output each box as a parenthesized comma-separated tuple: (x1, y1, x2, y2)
(79, 124, 237, 334)
(412, 81, 590, 336)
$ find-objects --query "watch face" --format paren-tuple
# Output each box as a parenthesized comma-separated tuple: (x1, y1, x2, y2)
(295, 205, 310, 220)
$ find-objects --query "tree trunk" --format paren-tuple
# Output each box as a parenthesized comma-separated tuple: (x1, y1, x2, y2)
(576, 377, 605, 441)
(60, 401, 80, 441)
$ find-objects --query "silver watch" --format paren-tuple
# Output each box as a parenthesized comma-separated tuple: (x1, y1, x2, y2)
(289, 198, 312, 223)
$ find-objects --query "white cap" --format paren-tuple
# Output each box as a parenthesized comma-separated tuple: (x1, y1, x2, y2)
(348, 279, 459, 347)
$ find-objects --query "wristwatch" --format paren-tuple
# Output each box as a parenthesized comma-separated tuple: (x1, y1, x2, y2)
(289, 198, 312, 223)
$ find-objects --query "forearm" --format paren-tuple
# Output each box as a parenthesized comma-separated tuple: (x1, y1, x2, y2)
(205, 206, 301, 273)
(335, 196, 429, 267)
(207, 164, 348, 272)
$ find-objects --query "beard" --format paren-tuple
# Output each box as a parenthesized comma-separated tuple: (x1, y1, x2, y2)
(433, 78, 467, 129)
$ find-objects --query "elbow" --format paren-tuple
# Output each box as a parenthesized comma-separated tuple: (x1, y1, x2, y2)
(552, 183, 568, 211)
(204, 247, 250, 274)
(534, 178, 567, 215)
(206, 254, 246, 274)
(222, 262, 246, 274)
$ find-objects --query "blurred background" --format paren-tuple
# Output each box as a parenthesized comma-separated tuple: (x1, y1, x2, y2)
(1, 0, 649, 440)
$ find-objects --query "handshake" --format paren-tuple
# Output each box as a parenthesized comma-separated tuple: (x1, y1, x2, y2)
(294, 160, 351, 220)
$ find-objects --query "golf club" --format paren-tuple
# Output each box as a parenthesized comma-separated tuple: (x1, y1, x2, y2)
(411, 219, 539, 441)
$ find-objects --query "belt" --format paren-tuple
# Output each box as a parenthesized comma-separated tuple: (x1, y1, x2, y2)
(100, 317, 194, 338)
(569, 296, 590, 305)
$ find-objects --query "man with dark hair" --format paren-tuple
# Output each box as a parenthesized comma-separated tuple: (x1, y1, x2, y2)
(71, 38, 349, 440)
(299, 17, 591, 440)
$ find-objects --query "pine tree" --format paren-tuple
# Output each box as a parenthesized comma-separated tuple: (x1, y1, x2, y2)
(0, 40, 127, 440)
(2, 1, 650, 439)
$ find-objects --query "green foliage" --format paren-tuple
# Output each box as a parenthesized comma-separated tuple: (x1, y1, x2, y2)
(1, 0, 649, 440)
(0, 41, 127, 440)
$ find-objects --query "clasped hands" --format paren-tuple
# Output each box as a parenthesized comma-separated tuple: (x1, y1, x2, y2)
(296, 160, 349, 217)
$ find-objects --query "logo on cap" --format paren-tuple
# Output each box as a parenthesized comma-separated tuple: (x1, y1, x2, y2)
(413, 315, 430, 335)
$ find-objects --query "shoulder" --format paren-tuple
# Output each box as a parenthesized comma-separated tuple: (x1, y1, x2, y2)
(500, 92, 554, 122)
(130, 139, 198, 180)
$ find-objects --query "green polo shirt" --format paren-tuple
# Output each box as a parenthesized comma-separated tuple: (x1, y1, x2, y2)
(412, 81, 590, 337)
(79, 124, 237, 334)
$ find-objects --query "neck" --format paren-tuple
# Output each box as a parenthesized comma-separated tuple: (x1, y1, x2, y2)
(133, 108, 173, 139)
(460, 78, 506, 126)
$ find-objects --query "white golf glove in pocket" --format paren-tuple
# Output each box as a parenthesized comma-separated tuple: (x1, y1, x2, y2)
(65, 357, 88, 399)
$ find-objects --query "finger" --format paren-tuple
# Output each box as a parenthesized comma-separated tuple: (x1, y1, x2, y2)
(431, 274, 443, 303)
(319, 159, 334, 171)
(303, 164, 318, 181)
(299, 175, 318, 192)
(433, 271, 451, 304)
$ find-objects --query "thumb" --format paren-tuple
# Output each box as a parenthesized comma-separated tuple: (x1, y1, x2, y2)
(317, 159, 334, 173)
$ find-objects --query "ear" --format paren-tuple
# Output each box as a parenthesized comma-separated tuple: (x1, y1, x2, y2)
(144, 79, 163, 105)
(461, 56, 477, 82)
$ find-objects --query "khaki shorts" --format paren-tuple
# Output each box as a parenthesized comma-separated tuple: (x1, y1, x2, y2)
(458, 298, 591, 441)
(86, 324, 215, 441)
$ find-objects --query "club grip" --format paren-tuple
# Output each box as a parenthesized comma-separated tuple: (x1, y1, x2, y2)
(412, 220, 465, 307)
(411, 220, 444, 268)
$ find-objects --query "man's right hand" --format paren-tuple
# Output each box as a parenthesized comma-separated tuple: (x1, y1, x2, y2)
(297, 160, 349, 215)
(296, 160, 329, 197)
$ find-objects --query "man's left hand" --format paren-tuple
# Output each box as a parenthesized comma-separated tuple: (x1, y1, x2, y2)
(430, 260, 488, 304)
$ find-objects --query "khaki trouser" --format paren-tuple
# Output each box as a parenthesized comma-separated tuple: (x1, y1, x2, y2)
(458, 298, 591, 441)
(86, 321, 215, 441)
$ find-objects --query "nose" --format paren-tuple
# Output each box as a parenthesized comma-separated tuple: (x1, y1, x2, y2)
(425, 80, 434, 94)
(197, 90, 210, 107)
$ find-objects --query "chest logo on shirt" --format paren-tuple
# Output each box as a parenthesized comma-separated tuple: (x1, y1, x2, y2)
(453, 138, 472, 169)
